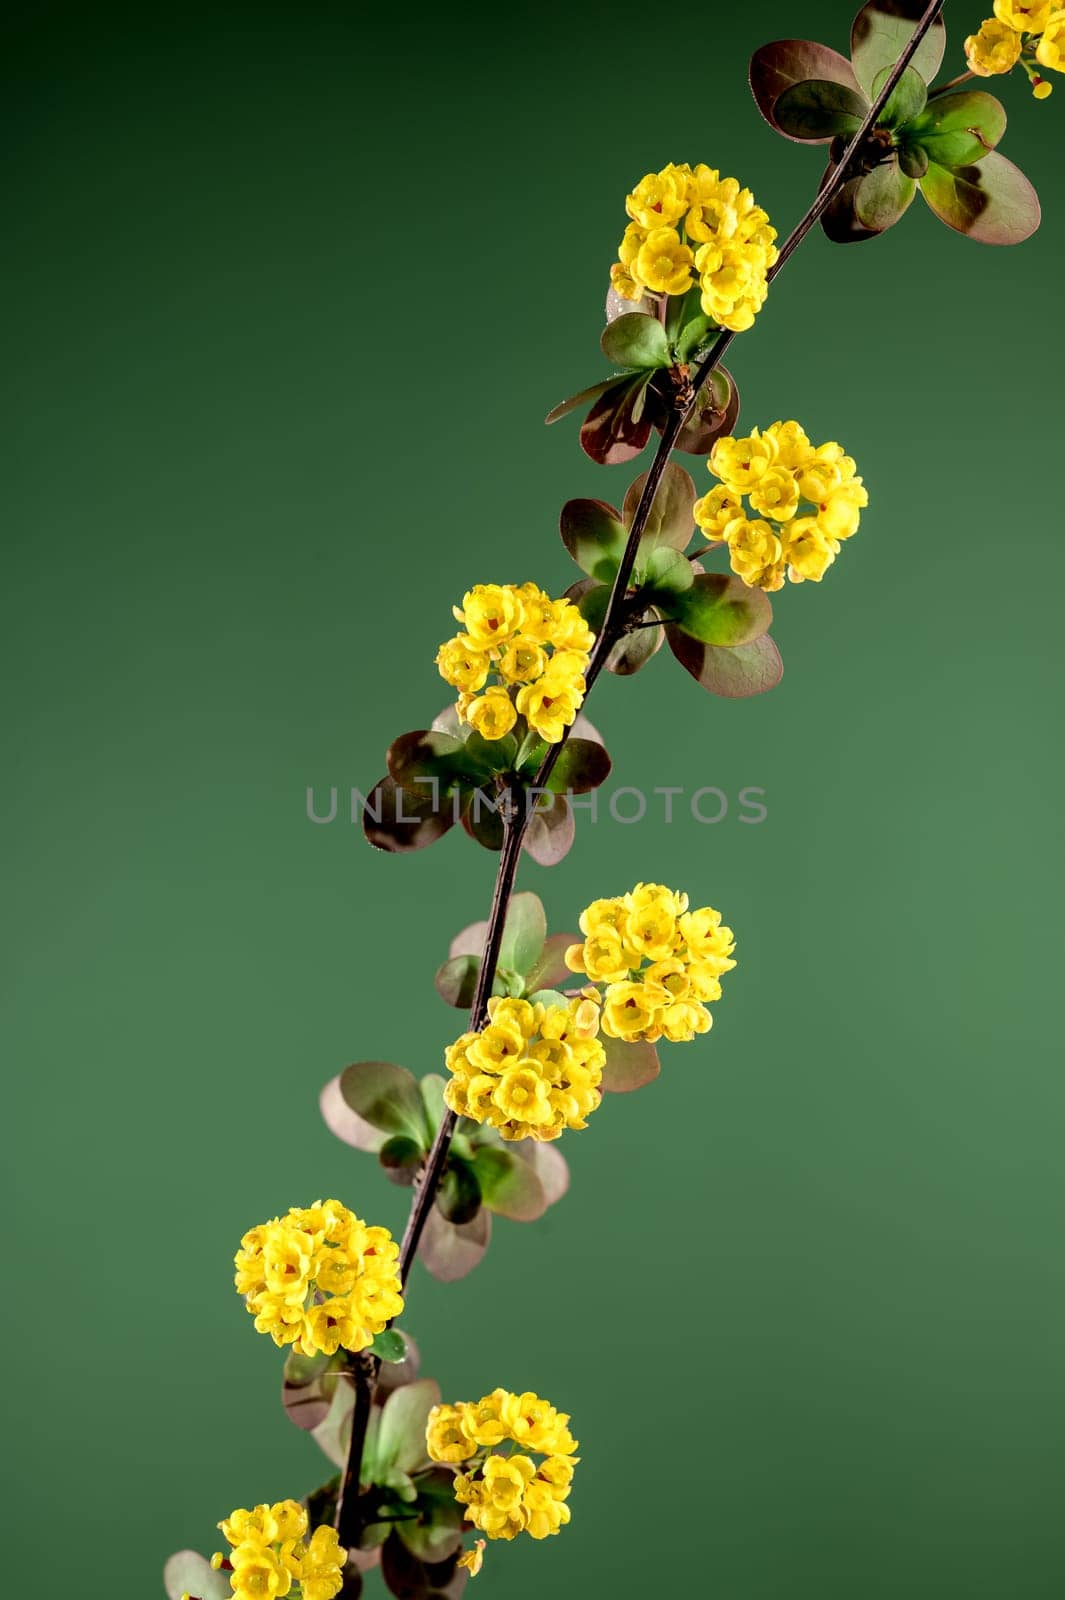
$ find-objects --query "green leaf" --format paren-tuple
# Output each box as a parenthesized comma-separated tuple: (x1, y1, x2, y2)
(772, 78, 867, 140)
(600, 311, 671, 370)
(905, 90, 1007, 167)
(666, 625, 784, 697)
(640, 546, 695, 597)
(545, 737, 613, 796)
(600, 1036, 661, 1093)
(499, 891, 547, 976)
(559, 497, 628, 581)
(750, 39, 864, 141)
(335, 1061, 428, 1145)
(418, 1203, 492, 1282)
(420, 1074, 448, 1139)
(850, 0, 946, 97)
(669, 573, 773, 646)
(525, 931, 578, 994)
(371, 1328, 408, 1364)
(437, 1159, 482, 1226)
(311, 1373, 357, 1469)
(545, 375, 629, 426)
(673, 312, 716, 363)
(472, 1145, 549, 1221)
(855, 157, 916, 231)
(898, 143, 929, 179)
(375, 1379, 440, 1477)
(871, 62, 926, 128)
(379, 1134, 425, 1186)
(623, 460, 696, 554)
(164, 1552, 231, 1600)
(919, 153, 1041, 245)
(568, 577, 611, 636)
(433, 953, 480, 1009)
(395, 1470, 465, 1565)
(523, 791, 575, 867)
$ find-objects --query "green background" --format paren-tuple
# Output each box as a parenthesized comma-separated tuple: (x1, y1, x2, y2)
(4, 1, 1063, 1595)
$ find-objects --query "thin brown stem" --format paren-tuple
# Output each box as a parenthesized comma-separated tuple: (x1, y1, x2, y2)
(335, 0, 946, 1548)
(928, 68, 975, 98)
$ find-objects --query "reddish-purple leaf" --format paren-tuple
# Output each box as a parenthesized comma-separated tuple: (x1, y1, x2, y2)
(600, 1036, 662, 1093)
(750, 39, 863, 140)
(666, 626, 784, 698)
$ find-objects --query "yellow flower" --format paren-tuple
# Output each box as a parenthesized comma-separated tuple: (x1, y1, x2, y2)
(465, 686, 518, 741)
(693, 484, 745, 541)
(610, 262, 643, 302)
(493, 1064, 555, 1127)
(678, 907, 736, 972)
(550, 601, 597, 654)
(723, 516, 786, 591)
(601, 979, 666, 1041)
(435, 635, 491, 693)
(497, 635, 547, 683)
(709, 427, 779, 489)
(965, 16, 1023, 72)
(234, 1202, 403, 1356)
(445, 1000, 604, 1141)
(765, 419, 814, 470)
(748, 466, 801, 523)
(229, 1545, 291, 1599)
(297, 1526, 347, 1600)
(514, 679, 581, 744)
(458, 1540, 486, 1576)
(708, 423, 866, 587)
(1036, 9, 1065, 68)
(516, 582, 562, 643)
(659, 1000, 713, 1042)
(499, 1392, 578, 1455)
(626, 167, 690, 229)
(435, 1390, 578, 1547)
(269, 1503, 308, 1545)
(461, 1390, 510, 1449)
(816, 480, 868, 541)
(217, 1507, 345, 1600)
(634, 227, 695, 296)
(786, 518, 837, 584)
(219, 1506, 279, 1548)
(456, 584, 525, 647)
(994, 0, 1052, 30)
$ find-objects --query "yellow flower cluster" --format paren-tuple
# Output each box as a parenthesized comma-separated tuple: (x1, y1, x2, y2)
(965, 1, 1063, 96)
(426, 1388, 578, 1552)
(565, 883, 735, 1044)
(443, 995, 604, 1142)
(211, 1501, 345, 1600)
(610, 162, 778, 332)
(694, 420, 868, 591)
(436, 583, 595, 744)
(234, 1200, 403, 1357)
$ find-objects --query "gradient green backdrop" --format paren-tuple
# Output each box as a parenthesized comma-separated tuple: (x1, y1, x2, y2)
(4, 1, 1063, 1595)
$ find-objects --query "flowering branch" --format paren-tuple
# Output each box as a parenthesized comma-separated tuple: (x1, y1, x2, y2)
(167, 4, 1061, 1596)
(332, 0, 947, 1553)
